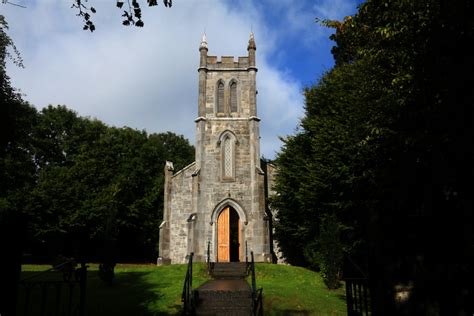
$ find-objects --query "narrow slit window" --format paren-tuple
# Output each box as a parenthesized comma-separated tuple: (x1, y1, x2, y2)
(217, 82, 225, 113)
(230, 82, 237, 112)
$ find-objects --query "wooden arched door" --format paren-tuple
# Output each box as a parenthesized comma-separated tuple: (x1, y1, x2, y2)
(217, 206, 240, 262)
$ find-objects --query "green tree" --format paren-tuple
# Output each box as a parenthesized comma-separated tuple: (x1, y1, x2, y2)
(0, 15, 36, 220)
(274, 2, 473, 311)
(0, 15, 38, 316)
(26, 106, 194, 261)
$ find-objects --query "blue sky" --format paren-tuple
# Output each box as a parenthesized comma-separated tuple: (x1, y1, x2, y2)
(2, 0, 362, 159)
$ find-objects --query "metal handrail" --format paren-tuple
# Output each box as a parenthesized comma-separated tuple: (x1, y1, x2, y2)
(245, 242, 251, 277)
(255, 287, 264, 316)
(250, 252, 256, 301)
(181, 252, 194, 315)
(245, 241, 248, 264)
(207, 241, 212, 274)
(18, 260, 88, 316)
(249, 251, 264, 316)
(20, 258, 77, 282)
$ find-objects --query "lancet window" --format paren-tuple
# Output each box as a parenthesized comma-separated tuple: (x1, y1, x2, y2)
(230, 81, 237, 112)
(219, 131, 237, 180)
(217, 81, 225, 113)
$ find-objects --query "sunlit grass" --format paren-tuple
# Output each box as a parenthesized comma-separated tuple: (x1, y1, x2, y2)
(19, 263, 346, 315)
(19, 263, 209, 315)
(254, 263, 346, 316)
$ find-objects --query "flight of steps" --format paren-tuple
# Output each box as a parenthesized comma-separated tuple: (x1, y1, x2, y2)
(210, 262, 249, 279)
(194, 262, 253, 316)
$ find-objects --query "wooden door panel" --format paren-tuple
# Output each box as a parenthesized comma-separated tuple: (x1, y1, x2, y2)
(217, 207, 230, 262)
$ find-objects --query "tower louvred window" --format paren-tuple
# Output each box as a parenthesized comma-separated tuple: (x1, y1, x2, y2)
(230, 82, 237, 112)
(217, 82, 225, 113)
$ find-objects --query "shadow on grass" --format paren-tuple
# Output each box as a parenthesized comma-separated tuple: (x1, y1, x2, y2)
(269, 309, 311, 315)
(337, 293, 347, 301)
(17, 270, 182, 316)
(88, 271, 168, 316)
(263, 297, 311, 316)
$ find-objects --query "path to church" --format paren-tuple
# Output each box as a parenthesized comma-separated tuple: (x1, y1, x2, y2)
(194, 262, 253, 315)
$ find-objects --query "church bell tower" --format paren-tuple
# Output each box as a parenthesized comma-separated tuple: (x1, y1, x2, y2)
(159, 33, 273, 264)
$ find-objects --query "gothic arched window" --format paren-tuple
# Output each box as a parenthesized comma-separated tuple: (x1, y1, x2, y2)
(230, 81, 237, 112)
(218, 130, 237, 181)
(217, 81, 225, 113)
(223, 136, 233, 178)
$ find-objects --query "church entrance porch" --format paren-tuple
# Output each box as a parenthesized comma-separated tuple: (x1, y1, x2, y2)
(217, 206, 241, 262)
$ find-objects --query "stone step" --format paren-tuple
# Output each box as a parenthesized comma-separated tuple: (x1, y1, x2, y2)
(212, 265, 248, 271)
(195, 306, 252, 316)
(210, 262, 248, 279)
(211, 273, 247, 279)
(198, 298, 252, 309)
(195, 292, 252, 315)
(194, 279, 253, 316)
(212, 269, 248, 274)
(212, 262, 247, 266)
(197, 290, 252, 304)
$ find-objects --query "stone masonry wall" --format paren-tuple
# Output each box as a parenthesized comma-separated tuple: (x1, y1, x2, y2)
(168, 162, 196, 263)
(264, 162, 286, 263)
(204, 69, 254, 118)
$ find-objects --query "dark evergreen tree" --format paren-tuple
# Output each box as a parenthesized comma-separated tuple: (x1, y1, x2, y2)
(274, 0, 473, 312)
(0, 15, 38, 316)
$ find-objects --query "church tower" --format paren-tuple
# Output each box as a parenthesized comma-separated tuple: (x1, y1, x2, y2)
(159, 34, 275, 264)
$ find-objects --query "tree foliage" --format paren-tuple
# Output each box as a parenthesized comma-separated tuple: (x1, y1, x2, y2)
(273, 1, 473, 305)
(70, 0, 173, 32)
(0, 36, 194, 260)
(1, 15, 37, 315)
(22, 106, 194, 261)
(0, 15, 34, 222)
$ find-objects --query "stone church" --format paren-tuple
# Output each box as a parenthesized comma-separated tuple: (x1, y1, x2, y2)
(158, 33, 278, 264)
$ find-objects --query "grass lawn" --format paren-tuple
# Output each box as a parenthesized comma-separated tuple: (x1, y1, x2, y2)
(19, 263, 346, 315)
(19, 263, 210, 315)
(254, 263, 346, 315)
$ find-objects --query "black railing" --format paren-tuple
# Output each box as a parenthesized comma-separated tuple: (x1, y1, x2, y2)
(17, 259, 87, 316)
(343, 254, 371, 316)
(345, 278, 370, 316)
(255, 287, 264, 316)
(206, 241, 213, 274)
(249, 251, 263, 316)
(245, 242, 251, 277)
(181, 252, 194, 315)
(245, 241, 249, 265)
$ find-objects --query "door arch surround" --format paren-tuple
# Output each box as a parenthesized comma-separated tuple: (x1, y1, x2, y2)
(210, 198, 247, 262)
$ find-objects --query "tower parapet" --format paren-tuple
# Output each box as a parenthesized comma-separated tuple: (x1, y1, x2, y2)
(204, 56, 251, 70)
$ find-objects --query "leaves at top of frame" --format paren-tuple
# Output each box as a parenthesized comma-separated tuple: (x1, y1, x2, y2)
(71, 0, 97, 32)
(71, 0, 172, 31)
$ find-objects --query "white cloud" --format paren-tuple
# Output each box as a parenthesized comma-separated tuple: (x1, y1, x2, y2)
(2, 0, 356, 159)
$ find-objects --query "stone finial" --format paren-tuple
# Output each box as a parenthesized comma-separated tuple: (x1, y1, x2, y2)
(200, 33, 208, 50)
(165, 161, 174, 171)
(248, 31, 256, 50)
